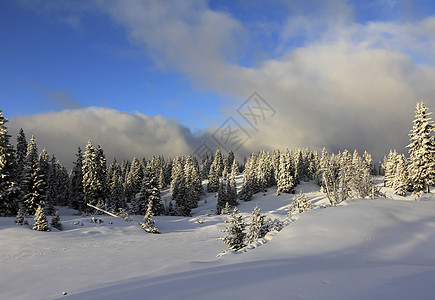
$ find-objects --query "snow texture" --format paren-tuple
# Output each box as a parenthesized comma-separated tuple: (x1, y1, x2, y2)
(0, 179, 434, 299)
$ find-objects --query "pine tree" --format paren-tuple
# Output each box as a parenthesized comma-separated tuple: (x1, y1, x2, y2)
(184, 155, 201, 210)
(140, 200, 160, 234)
(23, 136, 45, 215)
(338, 150, 352, 202)
(0, 110, 20, 216)
(407, 102, 435, 193)
(82, 141, 106, 212)
(50, 210, 63, 231)
(107, 160, 126, 211)
(288, 192, 313, 215)
(246, 205, 267, 244)
(95, 145, 108, 207)
(207, 163, 219, 193)
(33, 204, 49, 231)
(15, 207, 28, 226)
(16, 128, 27, 186)
(216, 180, 228, 214)
(227, 174, 238, 207)
(221, 201, 231, 215)
(393, 154, 409, 196)
(221, 208, 246, 251)
(125, 157, 142, 203)
(69, 147, 84, 211)
(138, 165, 163, 215)
(276, 150, 295, 195)
(213, 149, 224, 177)
(384, 150, 399, 188)
(199, 153, 210, 180)
(239, 153, 256, 202)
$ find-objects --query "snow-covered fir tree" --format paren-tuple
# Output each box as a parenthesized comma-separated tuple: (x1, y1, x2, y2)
(171, 156, 185, 201)
(15, 207, 28, 226)
(50, 210, 63, 231)
(216, 180, 228, 214)
(82, 141, 107, 212)
(138, 165, 163, 216)
(384, 150, 399, 188)
(207, 163, 219, 193)
(221, 201, 231, 215)
(239, 153, 257, 202)
(33, 204, 49, 231)
(288, 192, 313, 215)
(0, 110, 20, 216)
(222, 156, 229, 180)
(23, 136, 46, 215)
(139, 200, 160, 234)
(227, 173, 238, 207)
(407, 101, 435, 193)
(276, 150, 295, 195)
(246, 205, 267, 244)
(69, 147, 84, 211)
(44, 153, 57, 215)
(221, 207, 246, 251)
(393, 154, 409, 196)
(107, 159, 126, 211)
(95, 145, 108, 206)
(15, 128, 27, 186)
(184, 155, 202, 210)
(213, 149, 224, 177)
(199, 153, 210, 180)
(124, 157, 142, 204)
(338, 150, 352, 202)
(256, 150, 273, 192)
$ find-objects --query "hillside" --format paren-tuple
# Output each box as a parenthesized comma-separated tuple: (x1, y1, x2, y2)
(0, 180, 434, 299)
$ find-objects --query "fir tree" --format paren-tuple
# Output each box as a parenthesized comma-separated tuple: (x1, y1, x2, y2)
(69, 147, 84, 211)
(393, 154, 409, 196)
(140, 200, 160, 234)
(199, 153, 210, 180)
(213, 149, 224, 177)
(23, 136, 45, 215)
(221, 201, 231, 215)
(288, 192, 313, 215)
(50, 210, 63, 231)
(246, 205, 267, 244)
(16, 128, 27, 186)
(207, 163, 219, 193)
(227, 174, 238, 207)
(138, 165, 163, 215)
(15, 207, 28, 226)
(384, 150, 399, 188)
(125, 157, 142, 203)
(184, 155, 201, 210)
(95, 145, 108, 207)
(276, 150, 295, 195)
(216, 180, 228, 214)
(407, 102, 435, 193)
(0, 110, 20, 216)
(239, 153, 258, 201)
(221, 208, 246, 251)
(107, 160, 126, 211)
(82, 141, 106, 212)
(33, 204, 49, 231)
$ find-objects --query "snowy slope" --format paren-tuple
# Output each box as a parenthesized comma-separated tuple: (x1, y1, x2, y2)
(1, 180, 434, 300)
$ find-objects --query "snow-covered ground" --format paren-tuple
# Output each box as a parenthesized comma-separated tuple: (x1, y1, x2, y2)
(1, 178, 434, 300)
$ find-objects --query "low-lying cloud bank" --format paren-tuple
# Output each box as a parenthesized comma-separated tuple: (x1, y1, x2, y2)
(8, 108, 208, 168)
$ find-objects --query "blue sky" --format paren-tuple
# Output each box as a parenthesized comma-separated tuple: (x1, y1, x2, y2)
(2, 0, 435, 165)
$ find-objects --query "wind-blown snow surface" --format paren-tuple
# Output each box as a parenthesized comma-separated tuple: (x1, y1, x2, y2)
(1, 180, 434, 300)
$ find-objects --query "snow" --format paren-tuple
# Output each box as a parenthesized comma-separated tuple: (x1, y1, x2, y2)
(1, 179, 434, 299)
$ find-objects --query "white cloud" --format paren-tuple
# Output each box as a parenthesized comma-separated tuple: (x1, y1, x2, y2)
(11, 1, 435, 162)
(8, 108, 205, 168)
